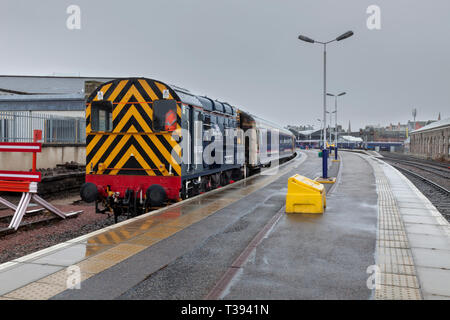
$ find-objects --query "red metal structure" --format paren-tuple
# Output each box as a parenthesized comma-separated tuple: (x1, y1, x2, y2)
(0, 130, 81, 232)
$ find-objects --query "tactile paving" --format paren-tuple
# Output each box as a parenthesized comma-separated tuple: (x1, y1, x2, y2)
(375, 285, 422, 300)
(379, 272, 419, 288)
(4, 282, 66, 300)
(367, 158, 423, 300)
(75, 258, 117, 274)
(377, 239, 410, 249)
(36, 268, 94, 287)
(378, 263, 416, 276)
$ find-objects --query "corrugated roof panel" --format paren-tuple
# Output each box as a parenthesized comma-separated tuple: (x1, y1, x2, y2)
(411, 118, 449, 133)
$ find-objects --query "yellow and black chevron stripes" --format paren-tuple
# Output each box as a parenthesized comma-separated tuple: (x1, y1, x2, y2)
(85, 78, 183, 177)
(86, 78, 181, 134)
(86, 133, 182, 176)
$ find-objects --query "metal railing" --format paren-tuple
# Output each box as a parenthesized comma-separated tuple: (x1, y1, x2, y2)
(0, 111, 85, 144)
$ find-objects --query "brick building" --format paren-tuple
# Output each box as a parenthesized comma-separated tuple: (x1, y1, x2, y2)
(410, 118, 450, 161)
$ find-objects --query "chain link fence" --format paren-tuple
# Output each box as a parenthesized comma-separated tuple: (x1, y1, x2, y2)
(0, 111, 85, 144)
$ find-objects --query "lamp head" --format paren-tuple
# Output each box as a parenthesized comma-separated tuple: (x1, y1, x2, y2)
(298, 35, 315, 43)
(336, 31, 354, 41)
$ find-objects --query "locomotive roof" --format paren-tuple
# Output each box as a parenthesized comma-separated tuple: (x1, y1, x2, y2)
(87, 77, 290, 134)
(173, 89, 203, 107)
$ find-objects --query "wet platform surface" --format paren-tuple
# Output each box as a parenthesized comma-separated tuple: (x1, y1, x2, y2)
(0, 152, 320, 299)
(0, 150, 449, 300)
(221, 151, 378, 299)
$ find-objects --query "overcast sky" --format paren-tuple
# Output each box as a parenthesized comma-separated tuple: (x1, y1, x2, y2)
(1, 0, 449, 129)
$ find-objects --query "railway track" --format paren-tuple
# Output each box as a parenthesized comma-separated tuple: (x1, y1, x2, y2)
(380, 152, 450, 169)
(383, 157, 450, 180)
(0, 209, 70, 236)
(390, 164, 450, 219)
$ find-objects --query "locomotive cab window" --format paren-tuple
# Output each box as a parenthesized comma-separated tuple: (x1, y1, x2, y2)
(153, 100, 178, 132)
(91, 101, 113, 132)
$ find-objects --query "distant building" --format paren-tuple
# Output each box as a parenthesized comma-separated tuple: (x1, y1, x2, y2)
(360, 120, 435, 143)
(0, 75, 113, 117)
(406, 120, 434, 137)
(410, 117, 450, 161)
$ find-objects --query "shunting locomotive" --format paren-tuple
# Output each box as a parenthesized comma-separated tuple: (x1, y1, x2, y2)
(80, 77, 295, 221)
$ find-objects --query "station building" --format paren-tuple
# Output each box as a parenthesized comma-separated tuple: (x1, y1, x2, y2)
(0, 75, 112, 170)
(0, 75, 112, 117)
(410, 117, 450, 161)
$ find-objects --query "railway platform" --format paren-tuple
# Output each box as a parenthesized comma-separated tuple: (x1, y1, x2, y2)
(0, 150, 449, 300)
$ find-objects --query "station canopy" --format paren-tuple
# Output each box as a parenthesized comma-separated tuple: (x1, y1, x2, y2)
(339, 135, 363, 143)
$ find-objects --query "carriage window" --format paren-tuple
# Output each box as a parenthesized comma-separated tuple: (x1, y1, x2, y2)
(153, 100, 178, 132)
(91, 101, 113, 132)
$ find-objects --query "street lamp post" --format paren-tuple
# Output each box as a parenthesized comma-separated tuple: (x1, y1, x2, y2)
(327, 92, 346, 159)
(298, 31, 353, 179)
(317, 119, 322, 149)
(326, 110, 335, 148)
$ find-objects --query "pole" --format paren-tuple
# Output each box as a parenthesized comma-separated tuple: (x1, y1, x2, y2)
(329, 115, 332, 146)
(322, 43, 328, 178)
(335, 96, 338, 160)
(319, 120, 322, 149)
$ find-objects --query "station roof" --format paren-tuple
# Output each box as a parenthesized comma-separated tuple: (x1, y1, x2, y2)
(297, 129, 317, 136)
(0, 93, 85, 111)
(340, 135, 363, 142)
(0, 75, 113, 95)
(411, 117, 450, 134)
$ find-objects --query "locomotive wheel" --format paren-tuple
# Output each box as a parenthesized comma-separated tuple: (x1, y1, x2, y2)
(146, 185, 167, 207)
(200, 177, 209, 193)
(113, 207, 122, 223)
(80, 182, 98, 203)
(220, 172, 229, 186)
(231, 168, 243, 181)
(212, 173, 221, 188)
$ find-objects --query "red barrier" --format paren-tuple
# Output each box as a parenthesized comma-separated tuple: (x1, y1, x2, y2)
(0, 130, 42, 190)
(0, 130, 82, 232)
(0, 143, 41, 153)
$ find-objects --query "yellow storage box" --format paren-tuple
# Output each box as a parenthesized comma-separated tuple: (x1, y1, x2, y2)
(286, 174, 326, 214)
